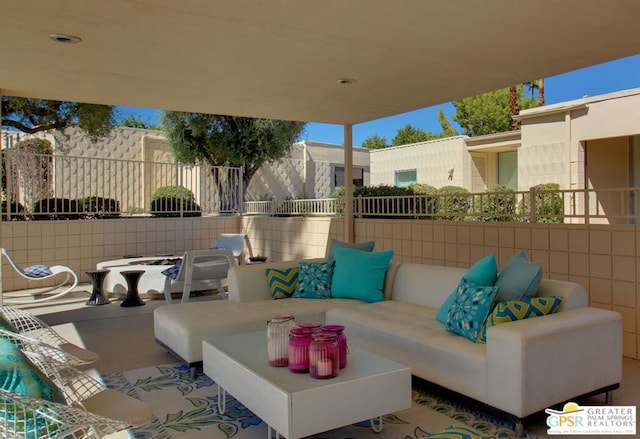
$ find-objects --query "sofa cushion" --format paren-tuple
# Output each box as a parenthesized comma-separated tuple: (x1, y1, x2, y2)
(446, 281, 497, 342)
(494, 251, 542, 302)
(477, 295, 562, 343)
(0, 339, 65, 403)
(293, 261, 335, 299)
(331, 247, 393, 302)
(265, 267, 299, 299)
(436, 254, 497, 324)
(325, 238, 375, 261)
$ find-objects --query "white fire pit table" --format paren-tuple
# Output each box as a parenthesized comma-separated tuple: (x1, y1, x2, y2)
(203, 331, 411, 439)
(97, 256, 219, 296)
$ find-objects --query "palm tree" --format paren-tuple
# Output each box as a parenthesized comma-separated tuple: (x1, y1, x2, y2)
(509, 86, 520, 130)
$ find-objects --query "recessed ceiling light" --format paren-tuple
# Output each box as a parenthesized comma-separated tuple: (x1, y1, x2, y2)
(48, 33, 82, 44)
(337, 78, 357, 85)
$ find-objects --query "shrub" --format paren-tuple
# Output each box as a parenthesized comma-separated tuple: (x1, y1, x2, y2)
(32, 198, 84, 220)
(151, 185, 196, 202)
(437, 186, 470, 220)
(0, 201, 26, 221)
(519, 183, 564, 223)
(80, 196, 121, 219)
(408, 183, 439, 217)
(150, 198, 201, 217)
(474, 184, 516, 222)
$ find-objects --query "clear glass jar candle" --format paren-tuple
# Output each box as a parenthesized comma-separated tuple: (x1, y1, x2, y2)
(267, 314, 295, 367)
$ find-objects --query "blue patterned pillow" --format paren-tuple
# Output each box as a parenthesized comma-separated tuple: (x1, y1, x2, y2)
(426, 424, 484, 438)
(446, 281, 497, 342)
(0, 339, 65, 403)
(477, 296, 562, 343)
(265, 267, 299, 299)
(293, 261, 335, 299)
(22, 265, 53, 278)
(161, 262, 182, 280)
(436, 254, 497, 324)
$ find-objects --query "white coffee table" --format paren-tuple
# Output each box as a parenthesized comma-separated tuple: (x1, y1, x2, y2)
(203, 331, 411, 439)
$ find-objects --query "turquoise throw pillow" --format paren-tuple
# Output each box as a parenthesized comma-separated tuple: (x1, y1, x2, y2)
(325, 239, 375, 261)
(436, 254, 497, 324)
(0, 339, 65, 403)
(446, 281, 497, 342)
(331, 247, 393, 302)
(495, 252, 543, 302)
(265, 267, 299, 299)
(293, 261, 335, 299)
(477, 296, 562, 343)
(426, 424, 484, 438)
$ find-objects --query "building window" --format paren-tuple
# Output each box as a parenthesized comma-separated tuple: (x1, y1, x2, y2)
(498, 151, 518, 189)
(334, 167, 364, 189)
(395, 169, 417, 187)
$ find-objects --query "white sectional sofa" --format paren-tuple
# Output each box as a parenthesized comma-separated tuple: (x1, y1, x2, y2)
(153, 257, 622, 434)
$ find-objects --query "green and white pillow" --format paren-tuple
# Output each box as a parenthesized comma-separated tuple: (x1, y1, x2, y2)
(477, 296, 562, 343)
(265, 267, 299, 299)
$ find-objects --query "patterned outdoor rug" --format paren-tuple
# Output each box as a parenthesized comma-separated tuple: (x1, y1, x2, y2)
(103, 363, 540, 439)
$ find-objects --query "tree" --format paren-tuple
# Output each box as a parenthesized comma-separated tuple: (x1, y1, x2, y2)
(361, 134, 388, 149)
(162, 112, 306, 205)
(392, 124, 439, 146)
(120, 114, 163, 131)
(437, 109, 458, 137)
(1, 97, 115, 142)
(452, 85, 536, 136)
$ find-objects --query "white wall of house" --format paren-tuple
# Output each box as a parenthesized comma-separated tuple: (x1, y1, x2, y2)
(369, 136, 469, 188)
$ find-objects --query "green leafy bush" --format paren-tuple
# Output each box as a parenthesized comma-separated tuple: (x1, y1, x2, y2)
(150, 186, 201, 217)
(518, 183, 564, 223)
(32, 198, 83, 220)
(0, 201, 26, 221)
(80, 196, 121, 219)
(474, 184, 516, 222)
(438, 186, 470, 220)
(408, 183, 439, 217)
(151, 185, 196, 202)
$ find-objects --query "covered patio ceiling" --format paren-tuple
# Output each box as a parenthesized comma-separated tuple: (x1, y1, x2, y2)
(2, 0, 640, 126)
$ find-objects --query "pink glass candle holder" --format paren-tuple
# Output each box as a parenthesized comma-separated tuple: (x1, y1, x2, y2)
(322, 324, 348, 368)
(267, 314, 295, 367)
(299, 321, 322, 332)
(288, 327, 313, 373)
(309, 332, 339, 379)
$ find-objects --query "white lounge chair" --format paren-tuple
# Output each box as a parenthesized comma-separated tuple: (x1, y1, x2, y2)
(1, 248, 79, 304)
(162, 248, 236, 304)
(213, 233, 254, 264)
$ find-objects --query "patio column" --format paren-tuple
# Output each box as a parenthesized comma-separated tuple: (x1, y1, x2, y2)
(343, 124, 354, 243)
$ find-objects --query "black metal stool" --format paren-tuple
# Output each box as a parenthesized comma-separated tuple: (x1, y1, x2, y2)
(85, 269, 111, 306)
(120, 270, 146, 307)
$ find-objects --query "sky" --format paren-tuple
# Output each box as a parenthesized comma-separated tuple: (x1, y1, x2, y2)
(118, 54, 640, 147)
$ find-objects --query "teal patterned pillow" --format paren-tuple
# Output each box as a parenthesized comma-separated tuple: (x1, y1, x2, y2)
(293, 261, 335, 299)
(446, 281, 497, 342)
(265, 267, 299, 299)
(426, 424, 485, 438)
(0, 339, 65, 403)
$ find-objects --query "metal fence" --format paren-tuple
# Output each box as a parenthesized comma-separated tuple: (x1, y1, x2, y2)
(1, 150, 243, 219)
(3, 149, 639, 224)
(244, 187, 640, 224)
